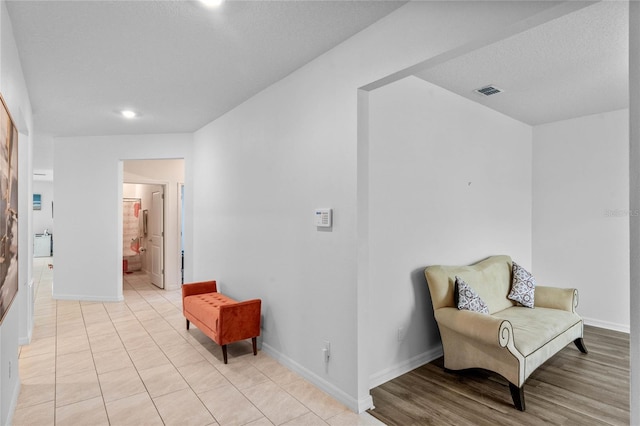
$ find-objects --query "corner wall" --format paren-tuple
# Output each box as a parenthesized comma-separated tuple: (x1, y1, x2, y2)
(532, 109, 630, 332)
(367, 76, 532, 385)
(53, 134, 192, 302)
(191, 0, 561, 410)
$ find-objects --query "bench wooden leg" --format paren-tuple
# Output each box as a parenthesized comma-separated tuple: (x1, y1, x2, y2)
(186, 319, 190, 330)
(222, 345, 228, 364)
(252, 337, 257, 356)
(509, 383, 525, 411)
(574, 338, 588, 354)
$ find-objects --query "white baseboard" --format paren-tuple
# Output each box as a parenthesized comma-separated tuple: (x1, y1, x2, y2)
(261, 342, 372, 413)
(583, 317, 630, 333)
(52, 293, 124, 302)
(18, 330, 32, 346)
(368, 344, 443, 390)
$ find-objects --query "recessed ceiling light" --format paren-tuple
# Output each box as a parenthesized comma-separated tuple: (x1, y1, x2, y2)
(121, 110, 137, 119)
(200, 0, 224, 8)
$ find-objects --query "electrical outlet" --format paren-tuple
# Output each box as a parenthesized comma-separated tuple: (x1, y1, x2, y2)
(398, 327, 405, 342)
(323, 340, 331, 363)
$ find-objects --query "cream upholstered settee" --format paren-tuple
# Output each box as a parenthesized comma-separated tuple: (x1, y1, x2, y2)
(424, 255, 587, 411)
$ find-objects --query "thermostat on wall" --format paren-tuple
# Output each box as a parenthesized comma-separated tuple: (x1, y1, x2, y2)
(315, 208, 332, 228)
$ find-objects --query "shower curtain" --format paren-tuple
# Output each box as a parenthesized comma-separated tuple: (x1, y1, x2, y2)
(123, 198, 142, 272)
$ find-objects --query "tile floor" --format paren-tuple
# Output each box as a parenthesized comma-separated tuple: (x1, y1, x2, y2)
(13, 258, 383, 426)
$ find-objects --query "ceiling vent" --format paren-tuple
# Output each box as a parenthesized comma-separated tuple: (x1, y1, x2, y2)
(474, 85, 503, 96)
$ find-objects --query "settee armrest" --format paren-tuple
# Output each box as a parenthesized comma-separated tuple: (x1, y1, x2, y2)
(182, 280, 218, 299)
(435, 307, 514, 348)
(218, 299, 262, 344)
(534, 286, 577, 312)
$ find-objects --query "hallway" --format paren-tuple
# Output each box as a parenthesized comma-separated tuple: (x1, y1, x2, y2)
(12, 258, 380, 425)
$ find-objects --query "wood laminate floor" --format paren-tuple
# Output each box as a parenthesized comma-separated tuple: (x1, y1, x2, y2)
(368, 326, 629, 425)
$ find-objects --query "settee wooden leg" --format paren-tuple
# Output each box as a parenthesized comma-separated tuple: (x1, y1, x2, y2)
(252, 337, 257, 356)
(186, 319, 190, 330)
(222, 345, 228, 364)
(574, 338, 588, 354)
(509, 383, 525, 411)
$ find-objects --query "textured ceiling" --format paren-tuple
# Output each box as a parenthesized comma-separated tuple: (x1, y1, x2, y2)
(414, 1, 628, 126)
(6, 0, 405, 138)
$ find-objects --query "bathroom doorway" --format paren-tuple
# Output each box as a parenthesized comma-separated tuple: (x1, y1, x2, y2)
(122, 159, 184, 290)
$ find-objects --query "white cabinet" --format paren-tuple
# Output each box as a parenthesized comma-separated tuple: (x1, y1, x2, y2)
(34, 234, 52, 257)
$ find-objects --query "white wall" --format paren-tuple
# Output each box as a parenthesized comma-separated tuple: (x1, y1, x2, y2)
(53, 134, 192, 302)
(32, 180, 53, 235)
(628, 3, 640, 420)
(191, 1, 561, 411)
(367, 76, 532, 386)
(0, 1, 34, 424)
(532, 109, 630, 332)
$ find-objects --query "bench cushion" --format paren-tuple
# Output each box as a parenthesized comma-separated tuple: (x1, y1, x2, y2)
(184, 292, 237, 332)
(492, 306, 582, 356)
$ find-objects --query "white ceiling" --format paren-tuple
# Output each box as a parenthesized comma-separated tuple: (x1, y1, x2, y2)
(414, 1, 628, 126)
(6, 0, 405, 139)
(6, 1, 630, 173)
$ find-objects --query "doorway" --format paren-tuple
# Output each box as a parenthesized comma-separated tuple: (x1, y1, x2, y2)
(122, 159, 184, 290)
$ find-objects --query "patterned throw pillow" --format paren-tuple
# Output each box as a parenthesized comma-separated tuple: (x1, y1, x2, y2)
(508, 262, 536, 308)
(455, 276, 489, 314)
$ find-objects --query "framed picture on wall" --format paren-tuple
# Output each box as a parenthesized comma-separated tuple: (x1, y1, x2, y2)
(33, 193, 41, 210)
(0, 93, 19, 325)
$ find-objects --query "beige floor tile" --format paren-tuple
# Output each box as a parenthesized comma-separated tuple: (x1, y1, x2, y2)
(242, 381, 309, 425)
(138, 363, 189, 398)
(57, 333, 91, 355)
(251, 354, 300, 386)
(216, 362, 270, 390)
(193, 341, 226, 365)
(56, 349, 96, 378)
(245, 417, 276, 426)
(11, 400, 55, 426)
(225, 340, 257, 361)
(55, 396, 109, 426)
(282, 412, 329, 425)
(153, 388, 215, 426)
(121, 332, 157, 351)
(83, 312, 111, 325)
(18, 269, 354, 426)
(103, 301, 129, 313)
(18, 335, 56, 358)
(31, 323, 56, 340)
(282, 379, 349, 420)
(15, 373, 55, 408)
(199, 384, 264, 426)
(56, 369, 102, 407)
(86, 320, 118, 337)
(133, 308, 163, 322)
(149, 328, 187, 347)
(98, 366, 146, 402)
(140, 318, 175, 334)
(105, 391, 164, 426)
(19, 352, 55, 380)
(88, 329, 125, 353)
(178, 360, 230, 394)
(108, 310, 138, 323)
(161, 341, 206, 367)
(93, 347, 134, 374)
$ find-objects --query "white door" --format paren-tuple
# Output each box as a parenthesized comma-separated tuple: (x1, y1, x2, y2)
(149, 190, 164, 288)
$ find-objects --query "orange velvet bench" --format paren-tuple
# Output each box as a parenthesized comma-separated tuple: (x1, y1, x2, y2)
(182, 280, 261, 364)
